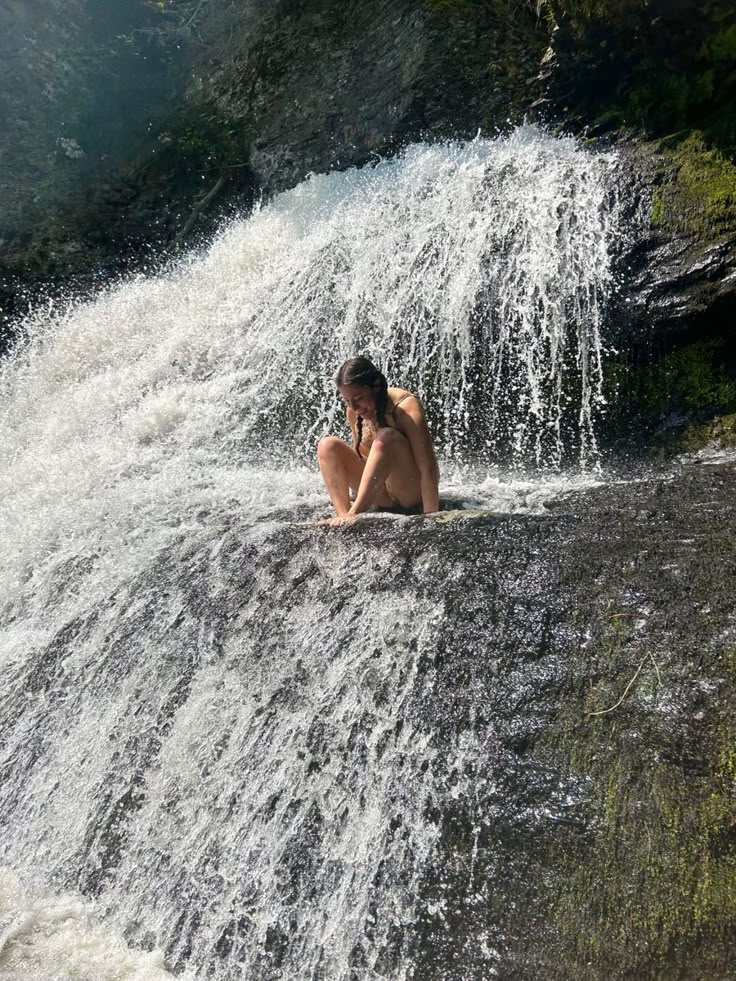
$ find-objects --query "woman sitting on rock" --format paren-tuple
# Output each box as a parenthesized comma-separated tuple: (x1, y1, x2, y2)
(318, 356, 440, 525)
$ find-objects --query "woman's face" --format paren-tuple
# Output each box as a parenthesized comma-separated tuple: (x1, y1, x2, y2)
(339, 383, 376, 419)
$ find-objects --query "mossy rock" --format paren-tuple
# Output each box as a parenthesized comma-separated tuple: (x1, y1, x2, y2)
(549, 643, 736, 979)
(544, 1, 736, 156)
(682, 412, 736, 453)
(541, 504, 736, 981)
(600, 337, 736, 454)
(639, 339, 736, 415)
(652, 132, 736, 237)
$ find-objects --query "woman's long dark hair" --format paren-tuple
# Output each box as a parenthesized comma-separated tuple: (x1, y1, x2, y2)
(336, 357, 389, 459)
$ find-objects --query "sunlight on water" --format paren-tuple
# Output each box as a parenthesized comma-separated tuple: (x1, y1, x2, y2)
(0, 127, 620, 979)
(0, 868, 182, 980)
(1, 126, 619, 606)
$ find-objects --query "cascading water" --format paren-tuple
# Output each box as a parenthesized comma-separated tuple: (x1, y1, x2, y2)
(0, 126, 622, 979)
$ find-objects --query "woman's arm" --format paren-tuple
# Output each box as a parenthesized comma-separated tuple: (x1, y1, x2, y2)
(398, 399, 440, 513)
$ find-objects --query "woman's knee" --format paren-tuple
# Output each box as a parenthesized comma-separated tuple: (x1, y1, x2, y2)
(373, 427, 404, 451)
(317, 435, 345, 462)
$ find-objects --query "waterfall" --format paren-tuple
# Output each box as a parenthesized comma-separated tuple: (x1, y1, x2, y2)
(0, 126, 620, 979)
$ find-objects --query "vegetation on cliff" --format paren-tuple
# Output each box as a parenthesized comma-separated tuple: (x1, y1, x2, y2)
(541, 0, 736, 147)
(2, 0, 736, 448)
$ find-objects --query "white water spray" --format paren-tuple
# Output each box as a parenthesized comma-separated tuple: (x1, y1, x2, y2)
(0, 868, 180, 981)
(0, 127, 620, 979)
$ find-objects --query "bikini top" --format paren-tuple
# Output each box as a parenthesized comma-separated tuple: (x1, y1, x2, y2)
(389, 393, 413, 414)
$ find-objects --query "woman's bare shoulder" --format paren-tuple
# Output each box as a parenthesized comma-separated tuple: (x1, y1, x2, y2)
(389, 388, 424, 415)
(388, 387, 419, 405)
(389, 389, 427, 433)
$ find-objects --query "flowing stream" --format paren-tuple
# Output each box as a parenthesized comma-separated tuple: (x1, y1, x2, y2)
(0, 126, 622, 979)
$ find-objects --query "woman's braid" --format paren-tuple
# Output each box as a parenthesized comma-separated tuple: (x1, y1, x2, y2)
(375, 377, 388, 428)
(335, 356, 390, 460)
(355, 414, 364, 459)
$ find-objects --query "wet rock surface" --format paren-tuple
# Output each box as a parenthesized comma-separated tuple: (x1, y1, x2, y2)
(4, 459, 734, 978)
(613, 137, 736, 337)
(309, 459, 736, 979)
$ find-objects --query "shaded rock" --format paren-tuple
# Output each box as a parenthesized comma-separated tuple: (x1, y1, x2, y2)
(616, 133, 736, 335)
(3, 0, 736, 454)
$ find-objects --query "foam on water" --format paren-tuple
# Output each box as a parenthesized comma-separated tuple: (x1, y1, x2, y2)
(1, 126, 619, 604)
(0, 868, 182, 981)
(0, 126, 621, 978)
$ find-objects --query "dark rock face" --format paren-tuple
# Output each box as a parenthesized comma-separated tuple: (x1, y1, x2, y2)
(198, 0, 546, 193)
(0, 0, 180, 335)
(0, 0, 548, 343)
(3, 459, 734, 978)
(613, 136, 736, 335)
(3, 1, 736, 375)
(598, 134, 736, 453)
(0, 0, 169, 240)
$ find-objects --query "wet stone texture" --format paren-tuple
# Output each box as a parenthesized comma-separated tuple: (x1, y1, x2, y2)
(289, 460, 736, 980)
(2, 461, 735, 979)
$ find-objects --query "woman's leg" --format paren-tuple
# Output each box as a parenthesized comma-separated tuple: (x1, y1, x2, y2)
(317, 436, 366, 516)
(351, 428, 422, 512)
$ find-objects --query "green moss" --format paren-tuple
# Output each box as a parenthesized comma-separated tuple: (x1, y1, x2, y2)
(658, 131, 736, 234)
(590, 106, 625, 130)
(544, 1, 736, 164)
(644, 339, 736, 414)
(682, 412, 736, 453)
(601, 338, 736, 455)
(604, 339, 736, 434)
(549, 638, 736, 975)
(703, 23, 736, 63)
(650, 185, 665, 225)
